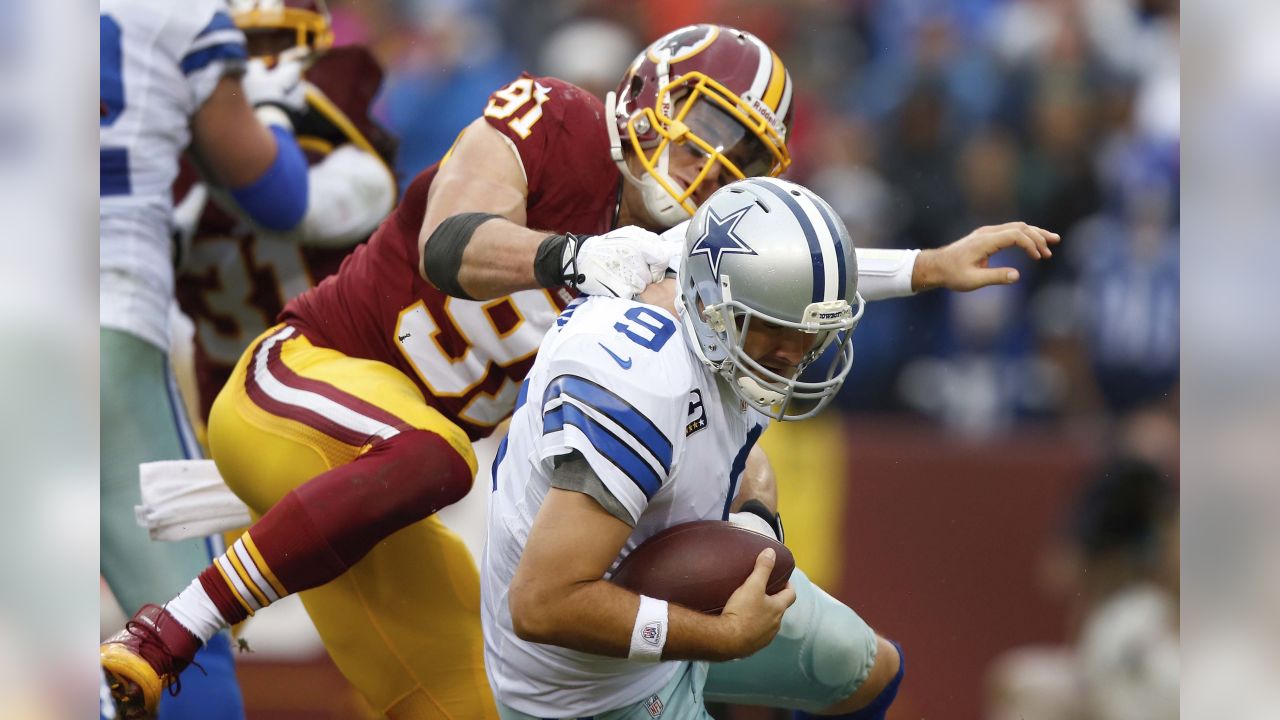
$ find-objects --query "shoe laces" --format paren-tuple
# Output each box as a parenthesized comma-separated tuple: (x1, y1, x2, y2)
(122, 606, 206, 697)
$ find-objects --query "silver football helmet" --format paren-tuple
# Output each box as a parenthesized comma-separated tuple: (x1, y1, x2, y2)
(677, 177, 865, 420)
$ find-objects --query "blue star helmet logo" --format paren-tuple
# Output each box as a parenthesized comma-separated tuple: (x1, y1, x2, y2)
(689, 205, 757, 278)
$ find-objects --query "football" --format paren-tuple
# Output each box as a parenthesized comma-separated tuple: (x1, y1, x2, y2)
(610, 520, 795, 614)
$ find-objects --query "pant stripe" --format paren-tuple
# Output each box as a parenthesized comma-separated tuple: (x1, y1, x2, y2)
(245, 326, 404, 447)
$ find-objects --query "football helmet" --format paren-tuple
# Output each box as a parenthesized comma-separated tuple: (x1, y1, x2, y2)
(606, 24, 794, 227)
(230, 0, 333, 58)
(677, 178, 865, 421)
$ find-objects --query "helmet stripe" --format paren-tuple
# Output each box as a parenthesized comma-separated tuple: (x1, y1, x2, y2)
(744, 32, 774, 102)
(811, 197, 848, 301)
(748, 179, 826, 304)
(777, 70, 793, 126)
(762, 50, 787, 111)
(790, 191, 843, 303)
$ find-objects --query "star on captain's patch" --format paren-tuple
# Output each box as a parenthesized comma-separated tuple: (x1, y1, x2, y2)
(689, 205, 757, 277)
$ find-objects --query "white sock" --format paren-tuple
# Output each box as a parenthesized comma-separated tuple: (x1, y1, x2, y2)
(165, 578, 228, 643)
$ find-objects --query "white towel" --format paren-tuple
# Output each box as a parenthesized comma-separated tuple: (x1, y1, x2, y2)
(135, 460, 252, 541)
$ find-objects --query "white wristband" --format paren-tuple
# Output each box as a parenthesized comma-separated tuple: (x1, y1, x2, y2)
(855, 248, 920, 301)
(628, 595, 669, 662)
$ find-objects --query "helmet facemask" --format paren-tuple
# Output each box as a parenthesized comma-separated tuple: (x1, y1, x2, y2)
(689, 275, 864, 421)
(676, 176, 865, 421)
(605, 24, 793, 228)
(231, 0, 334, 61)
(627, 73, 789, 216)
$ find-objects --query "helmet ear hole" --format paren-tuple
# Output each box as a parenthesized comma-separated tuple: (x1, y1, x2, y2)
(628, 75, 644, 101)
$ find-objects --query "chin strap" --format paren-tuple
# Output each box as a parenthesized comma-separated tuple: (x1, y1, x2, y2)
(605, 90, 647, 186)
(737, 375, 785, 410)
(605, 91, 627, 165)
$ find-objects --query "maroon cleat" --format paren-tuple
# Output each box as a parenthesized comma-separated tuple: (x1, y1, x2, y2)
(100, 604, 203, 719)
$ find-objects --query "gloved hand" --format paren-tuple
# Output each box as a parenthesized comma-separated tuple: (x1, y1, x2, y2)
(561, 226, 681, 299)
(241, 55, 308, 119)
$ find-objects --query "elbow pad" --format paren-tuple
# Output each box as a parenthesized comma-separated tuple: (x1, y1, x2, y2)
(229, 125, 309, 231)
(294, 145, 396, 247)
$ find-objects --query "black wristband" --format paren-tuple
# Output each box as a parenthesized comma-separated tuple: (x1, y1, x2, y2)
(422, 212, 502, 300)
(736, 498, 785, 543)
(534, 232, 585, 289)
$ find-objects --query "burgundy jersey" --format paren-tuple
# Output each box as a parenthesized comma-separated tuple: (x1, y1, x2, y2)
(283, 74, 622, 440)
(175, 46, 396, 421)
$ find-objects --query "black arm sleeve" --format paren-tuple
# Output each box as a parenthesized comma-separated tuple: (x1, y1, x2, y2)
(421, 212, 503, 300)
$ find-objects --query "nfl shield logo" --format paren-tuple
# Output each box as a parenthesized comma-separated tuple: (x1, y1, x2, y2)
(642, 621, 661, 645)
(645, 694, 664, 718)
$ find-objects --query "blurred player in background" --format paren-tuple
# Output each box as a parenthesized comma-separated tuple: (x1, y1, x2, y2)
(484, 178, 906, 719)
(175, 0, 398, 432)
(99, 0, 312, 716)
(987, 456, 1178, 720)
(103, 23, 1056, 719)
(169, 4, 398, 710)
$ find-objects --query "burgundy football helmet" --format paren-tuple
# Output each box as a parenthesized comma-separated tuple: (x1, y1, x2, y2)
(606, 24, 794, 226)
(230, 0, 333, 58)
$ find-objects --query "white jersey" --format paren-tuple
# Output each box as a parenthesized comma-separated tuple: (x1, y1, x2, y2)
(482, 296, 769, 717)
(100, 0, 246, 349)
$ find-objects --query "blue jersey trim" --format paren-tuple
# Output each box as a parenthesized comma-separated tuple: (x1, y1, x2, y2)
(491, 379, 529, 491)
(491, 436, 508, 491)
(100, 147, 131, 196)
(722, 424, 764, 520)
(194, 11, 238, 39)
(542, 375, 672, 471)
(100, 14, 126, 127)
(543, 402, 662, 499)
(180, 40, 247, 76)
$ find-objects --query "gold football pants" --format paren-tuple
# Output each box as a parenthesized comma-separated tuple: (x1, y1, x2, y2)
(208, 324, 497, 719)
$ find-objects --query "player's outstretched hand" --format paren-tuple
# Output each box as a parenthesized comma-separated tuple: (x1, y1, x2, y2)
(915, 221, 1060, 292)
(717, 548, 796, 660)
(572, 226, 681, 300)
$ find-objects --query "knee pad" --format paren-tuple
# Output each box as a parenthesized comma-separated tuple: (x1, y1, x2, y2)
(793, 640, 904, 720)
